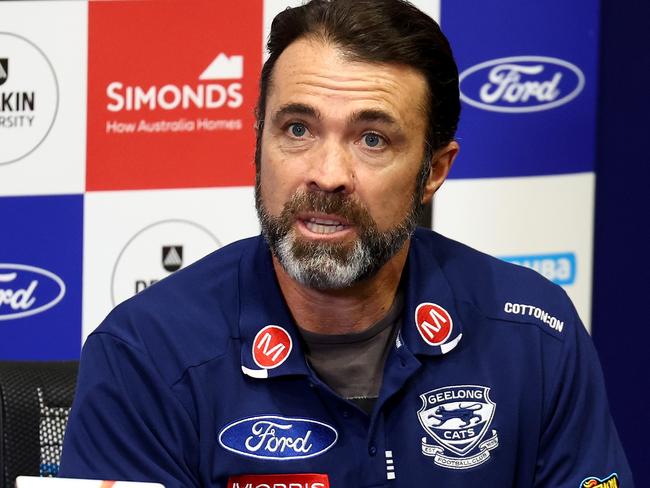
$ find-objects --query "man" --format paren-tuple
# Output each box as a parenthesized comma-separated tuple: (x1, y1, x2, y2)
(60, 1, 633, 487)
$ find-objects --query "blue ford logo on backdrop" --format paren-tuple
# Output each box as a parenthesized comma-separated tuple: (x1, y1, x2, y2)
(0, 264, 66, 321)
(218, 415, 338, 460)
(459, 56, 585, 113)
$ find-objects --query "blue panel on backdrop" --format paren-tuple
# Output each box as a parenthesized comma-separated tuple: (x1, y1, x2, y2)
(0, 195, 83, 359)
(441, 1, 599, 178)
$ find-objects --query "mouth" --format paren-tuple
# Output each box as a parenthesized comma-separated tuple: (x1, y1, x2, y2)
(297, 214, 353, 237)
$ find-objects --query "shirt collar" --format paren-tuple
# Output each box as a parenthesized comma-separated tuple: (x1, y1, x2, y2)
(237, 231, 464, 380)
(238, 237, 311, 379)
(396, 229, 464, 358)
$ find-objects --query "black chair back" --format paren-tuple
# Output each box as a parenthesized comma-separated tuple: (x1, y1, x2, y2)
(0, 362, 78, 488)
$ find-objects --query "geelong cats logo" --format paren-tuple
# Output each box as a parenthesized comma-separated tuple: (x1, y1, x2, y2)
(417, 385, 499, 470)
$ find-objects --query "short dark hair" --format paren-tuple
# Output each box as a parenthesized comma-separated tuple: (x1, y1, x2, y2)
(255, 0, 460, 171)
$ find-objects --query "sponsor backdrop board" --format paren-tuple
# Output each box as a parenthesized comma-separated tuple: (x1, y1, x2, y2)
(0, 2, 597, 351)
(3, 0, 641, 478)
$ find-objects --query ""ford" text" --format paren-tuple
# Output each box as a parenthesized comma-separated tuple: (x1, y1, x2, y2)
(245, 420, 313, 454)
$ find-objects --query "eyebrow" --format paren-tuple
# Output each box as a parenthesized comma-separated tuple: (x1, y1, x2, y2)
(271, 103, 322, 125)
(347, 109, 399, 128)
(271, 104, 402, 131)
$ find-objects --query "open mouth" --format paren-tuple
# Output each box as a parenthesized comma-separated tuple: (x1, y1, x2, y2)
(298, 214, 352, 236)
(304, 217, 347, 234)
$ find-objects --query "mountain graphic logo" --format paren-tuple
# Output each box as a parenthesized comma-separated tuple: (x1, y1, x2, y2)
(162, 245, 183, 272)
(199, 53, 243, 80)
(0, 59, 8, 86)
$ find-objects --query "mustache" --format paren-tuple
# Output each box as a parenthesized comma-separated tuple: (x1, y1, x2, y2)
(279, 191, 374, 227)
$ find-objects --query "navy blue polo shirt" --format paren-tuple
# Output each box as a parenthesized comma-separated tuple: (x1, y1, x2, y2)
(59, 229, 633, 488)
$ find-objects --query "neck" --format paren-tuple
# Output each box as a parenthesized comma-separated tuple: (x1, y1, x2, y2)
(273, 241, 410, 335)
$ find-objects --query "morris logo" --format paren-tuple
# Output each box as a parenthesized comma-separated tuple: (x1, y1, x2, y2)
(415, 302, 453, 346)
(218, 415, 338, 460)
(252, 325, 293, 369)
(459, 56, 585, 113)
(227, 474, 329, 488)
(0, 264, 66, 320)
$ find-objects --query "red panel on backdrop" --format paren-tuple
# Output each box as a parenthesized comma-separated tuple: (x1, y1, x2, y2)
(86, 0, 262, 191)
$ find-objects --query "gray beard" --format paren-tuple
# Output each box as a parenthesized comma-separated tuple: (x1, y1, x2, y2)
(274, 228, 371, 289)
(255, 189, 420, 290)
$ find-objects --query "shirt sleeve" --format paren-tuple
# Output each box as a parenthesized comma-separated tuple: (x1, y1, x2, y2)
(59, 331, 200, 488)
(534, 306, 635, 487)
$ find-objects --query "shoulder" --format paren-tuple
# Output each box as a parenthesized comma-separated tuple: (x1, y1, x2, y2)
(412, 229, 578, 341)
(89, 236, 260, 384)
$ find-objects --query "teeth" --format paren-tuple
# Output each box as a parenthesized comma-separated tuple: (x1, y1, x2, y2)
(305, 221, 346, 234)
(309, 217, 341, 225)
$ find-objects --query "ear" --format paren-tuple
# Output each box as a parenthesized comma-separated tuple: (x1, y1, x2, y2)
(421, 141, 459, 205)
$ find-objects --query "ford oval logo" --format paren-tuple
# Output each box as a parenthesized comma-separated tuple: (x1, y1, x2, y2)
(218, 415, 338, 460)
(459, 56, 585, 113)
(0, 264, 66, 321)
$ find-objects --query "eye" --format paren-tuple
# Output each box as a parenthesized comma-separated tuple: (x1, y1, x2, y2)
(362, 132, 386, 148)
(288, 122, 308, 138)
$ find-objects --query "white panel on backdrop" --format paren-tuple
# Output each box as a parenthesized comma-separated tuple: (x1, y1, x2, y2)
(83, 187, 259, 342)
(263, 0, 440, 60)
(110, 221, 221, 308)
(0, 1, 86, 195)
(433, 172, 595, 329)
(412, 0, 440, 23)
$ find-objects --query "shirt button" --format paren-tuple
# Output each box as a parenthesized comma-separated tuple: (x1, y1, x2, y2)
(342, 410, 351, 418)
(368, 445, 377, 456)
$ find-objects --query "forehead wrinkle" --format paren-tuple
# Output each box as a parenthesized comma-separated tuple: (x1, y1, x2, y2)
(269, 39, 429, 131)
(288, 78, 410, 125)
(293, 72, 403, 95)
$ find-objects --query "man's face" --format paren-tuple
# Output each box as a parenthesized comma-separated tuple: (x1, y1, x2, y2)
(256, 38, 432, 289)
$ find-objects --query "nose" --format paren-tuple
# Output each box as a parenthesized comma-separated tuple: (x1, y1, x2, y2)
(307, 139, 355, 194)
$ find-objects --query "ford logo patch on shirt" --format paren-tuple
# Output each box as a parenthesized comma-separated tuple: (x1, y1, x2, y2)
(218, 415, 338, 460)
